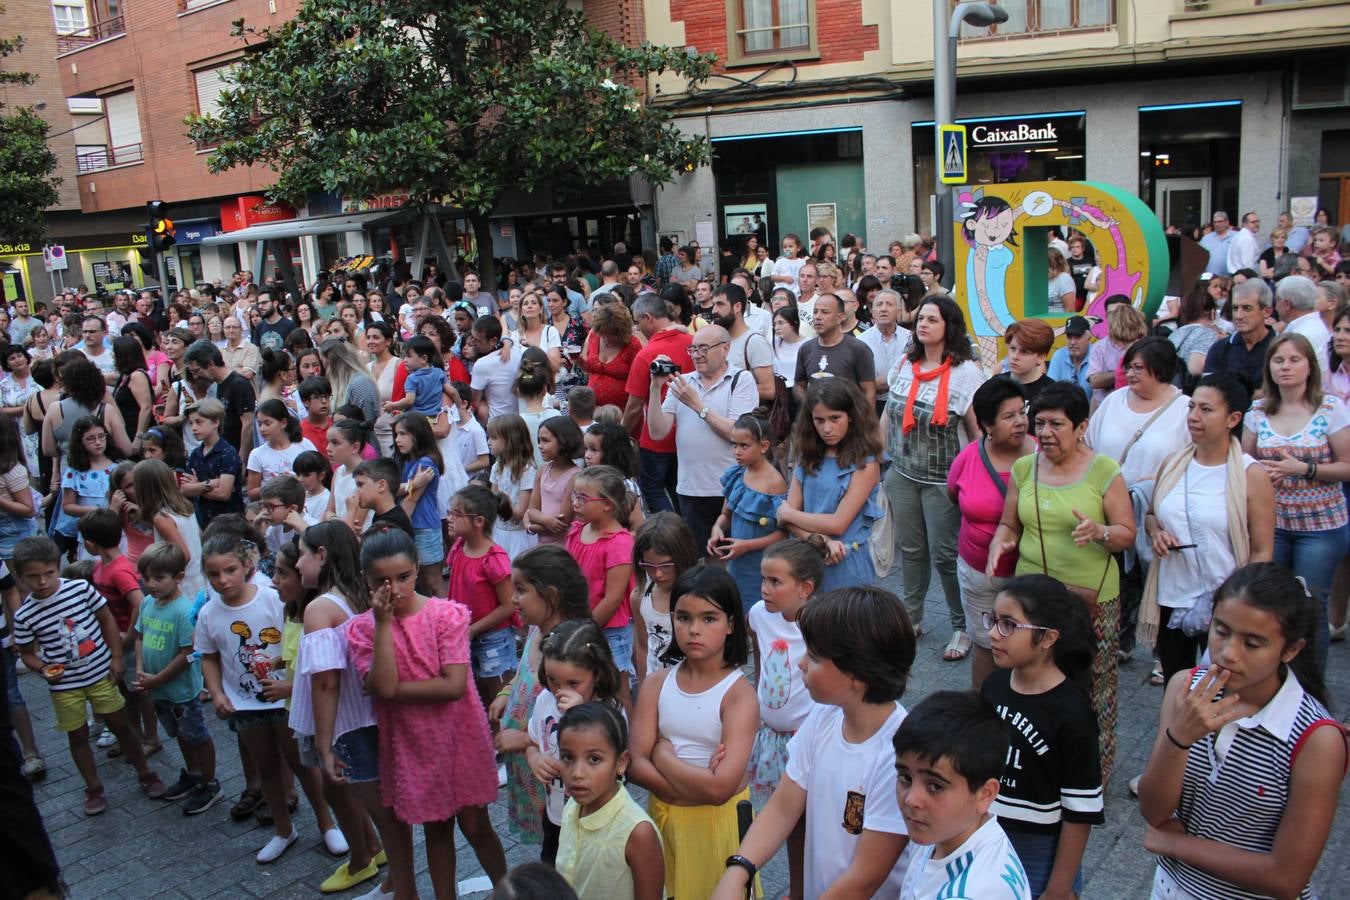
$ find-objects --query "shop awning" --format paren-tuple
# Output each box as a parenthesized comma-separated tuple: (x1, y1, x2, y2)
(199, 210, 403, 246)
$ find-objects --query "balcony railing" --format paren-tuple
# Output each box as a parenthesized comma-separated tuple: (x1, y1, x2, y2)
(56, 14, 126, 54)
(959, 0, 1115, 38)
(76, 142, 144, 173)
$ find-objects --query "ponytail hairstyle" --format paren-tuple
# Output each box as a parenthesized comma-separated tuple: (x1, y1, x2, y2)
(486, 413, 534, 484)
(257, 398, 303, 444)
(452, 483, 511, 534)
(511, 545, 591, 621)
(557, 700, 630, 763)
(631, 511, 699, 595)
(1210, 563, 1329, 709)
(571, 464, 632, 529)
(299, 520, 371, 613)
(259, 347, 293, 386)
(327, 417, 372, 462)
(359, 521, 419, 572)
(513, 347, 554, 400)
(731, 413, 773, 462)
(538, 618, 623, 709)
(996, 575, 1095, 695)
(200, 531, 258, 579)
(762, 537, 827, 595)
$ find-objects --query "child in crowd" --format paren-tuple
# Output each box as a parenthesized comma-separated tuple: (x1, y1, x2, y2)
(556, 702, 665, 900)
(247, 399, 318, 501)
(296, 377, 332, 456)
(524, 415, 581, 546)
(133, 459, 205, 601)
(981, 575, 1103, 897)
(324, 418, 374, 532)
(593, 405, 623, 426)
(55, 416, 118, 561)
(0, 410, 38, 568)
(292, 450, 332, 524)
(447, 484, 517, 709)
(182, 398, 244, 528)
(629, 565, 759, 900)
(79, 509, 158, 756)
(566, 465, 636, 684)
(139, 425, 187, 474)
(515, 349, 556, 466)
(527, 618, 625, 863)
(715, 584, 915, 900)
(490, 545, 593, 847)
(384, 336, 447, 418)
(582, 422, 644, 527)
(392, 412, 444, 595)
(332, 404, 381, 460)
(486, 413, 538, 559)
(346, 527, 507, 900)
(630, 512, 698, 685)
(134, 542, 221, 815)
(12, 535, 165, 815)
(1139, 563, 1347, 899)
(353, 457, 414, 537)
(895, 691, 1030, 900)
(194, 534, 298, 864)
(777, 379, 883, 592)
(451, 381, 490, 475)
(710, 414, 787, 612)
(259, 475, 311, 553)
(566, 386, 596, 432)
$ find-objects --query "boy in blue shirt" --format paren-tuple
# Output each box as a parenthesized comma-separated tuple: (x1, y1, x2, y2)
(134, 541, 221, 815)
(383, 335, 447, 419)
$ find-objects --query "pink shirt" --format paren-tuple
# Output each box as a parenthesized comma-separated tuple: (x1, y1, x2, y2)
(565, 520, 635, 628)
(947, 440, 1018, 577)
(447, 538, 513, 629)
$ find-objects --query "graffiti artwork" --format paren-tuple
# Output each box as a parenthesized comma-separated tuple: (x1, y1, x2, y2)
(952, 181, 1169, 370)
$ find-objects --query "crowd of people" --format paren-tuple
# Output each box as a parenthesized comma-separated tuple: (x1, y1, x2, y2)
(3, 217, 1348, 900)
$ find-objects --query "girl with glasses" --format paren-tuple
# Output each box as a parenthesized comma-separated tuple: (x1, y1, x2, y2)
(629, 512, 699, 687)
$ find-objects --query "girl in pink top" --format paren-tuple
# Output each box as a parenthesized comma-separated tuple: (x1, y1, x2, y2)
(446, 484, 517, 711)
(565, 466, 637, 689)
(346, 527, 507, 900)
(524, 416, 582, 546)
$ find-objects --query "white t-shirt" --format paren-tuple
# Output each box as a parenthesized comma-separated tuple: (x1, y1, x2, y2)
(456, 415, 490, 471)
(470, 344, 525, 421)
(1084, 387, 1190, 487)
(528, 689, 566, 825)
(192, 585, 287, 712)
(246, 438, 318, 483)
(1153, 455, 1257, 610)
(304, 488, 330, 524)
(510, 325, 562, 355)
(900, 816, 1031, 900)
(747, 601, 812, 733)
(773, 257, 806, 296)
(773, 338, 804, 387)
(79, 344, 116, 378)
(332, 464, 373, 531)
(786, 703, 914, 899)
(859, 326, 912, 390)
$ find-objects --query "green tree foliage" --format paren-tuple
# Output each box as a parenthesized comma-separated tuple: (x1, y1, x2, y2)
(188, 0, 714, 283)
(0, 24, 61, 243)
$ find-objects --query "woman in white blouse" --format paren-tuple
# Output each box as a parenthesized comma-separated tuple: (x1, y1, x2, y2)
(510, 292, 562, 371)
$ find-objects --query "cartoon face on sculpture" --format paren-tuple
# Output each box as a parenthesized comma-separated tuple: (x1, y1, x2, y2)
(952, 181, 1169, 369)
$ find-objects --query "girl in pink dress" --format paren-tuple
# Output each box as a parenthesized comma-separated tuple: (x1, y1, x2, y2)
(524, 415, 582, 546)
(346, 527, 507, 900)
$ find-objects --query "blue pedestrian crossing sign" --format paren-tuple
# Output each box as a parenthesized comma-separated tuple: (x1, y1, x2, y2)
(939, 124, 967, 185)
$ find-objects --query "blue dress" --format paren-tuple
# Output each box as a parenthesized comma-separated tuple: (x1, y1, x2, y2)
(795, 455, 881, 592)
(53, 465, 115, 538)
(966, 244, 1014, 336)
(720, 466, 786, 614)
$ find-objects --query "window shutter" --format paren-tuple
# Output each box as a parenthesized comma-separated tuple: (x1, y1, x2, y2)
(194, 65, 234, 119)
(104, 90, 142, 150)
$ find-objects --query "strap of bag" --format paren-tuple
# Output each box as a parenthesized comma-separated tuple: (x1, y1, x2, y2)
(1119, 392, 1183, 469)
(1033, 451, 1111, 596)
(979, 438, 1007, 498)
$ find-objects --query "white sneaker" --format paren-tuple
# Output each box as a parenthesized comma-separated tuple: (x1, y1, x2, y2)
(256, 828, 299, 864)
(354, 884, 395, 900)
(96, 729, 117, 748)
(322, 827, 349, 857)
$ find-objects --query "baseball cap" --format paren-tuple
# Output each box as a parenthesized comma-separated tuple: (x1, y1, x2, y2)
(1064, 315, 1090, 336)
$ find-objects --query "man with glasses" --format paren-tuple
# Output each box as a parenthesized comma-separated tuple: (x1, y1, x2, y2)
(1199, 211, 1237, 276)
(78, 316, 117, 383)
(646, 324, 758, 552)
(793, 293, 876, 407)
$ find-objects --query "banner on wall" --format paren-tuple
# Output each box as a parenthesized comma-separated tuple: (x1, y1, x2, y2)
(806, 203, 837, 242)
(952, 180, 1169, 372)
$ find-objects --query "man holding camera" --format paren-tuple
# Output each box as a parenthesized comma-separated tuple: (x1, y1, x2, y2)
(646, 323, 759, 554)
(624, 293, 695, 515)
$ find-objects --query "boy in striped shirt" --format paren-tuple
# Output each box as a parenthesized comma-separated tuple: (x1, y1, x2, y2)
(11, 536, 165, 816)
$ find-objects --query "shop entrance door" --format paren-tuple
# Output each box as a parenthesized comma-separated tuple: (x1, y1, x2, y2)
(1155, 178, 1210, 232)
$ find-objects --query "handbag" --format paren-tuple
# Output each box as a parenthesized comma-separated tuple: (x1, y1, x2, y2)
(1033, 452, 1111, 604)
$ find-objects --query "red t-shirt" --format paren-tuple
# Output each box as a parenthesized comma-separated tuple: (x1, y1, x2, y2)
(625, 328, 694, 454)
(92, 555, 141, 633)
(446, 537, 514, 629)
(300, 418, 330, 462)
(564, 520, 635, 628)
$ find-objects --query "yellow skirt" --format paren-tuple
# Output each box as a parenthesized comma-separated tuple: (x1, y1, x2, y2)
(649, 788, 761, 899)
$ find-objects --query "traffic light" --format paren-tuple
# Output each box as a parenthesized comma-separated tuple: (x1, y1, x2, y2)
(147, 200, 175, 252)
(138, 242, 155, 277)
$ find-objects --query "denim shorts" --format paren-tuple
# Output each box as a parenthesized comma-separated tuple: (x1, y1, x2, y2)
(1007, 827, 1082, 897)
(413, 527, 444, 566)
(471, 628, 518, 680)
(154, 698, 212, 746)
(226, 706, 288, 734)
(121, 646, 141, 692)
(604, 623, 636, 675)
(299, 725, 380, 783)
(3, 649, 25, 711)
(0, 514, 37, 558)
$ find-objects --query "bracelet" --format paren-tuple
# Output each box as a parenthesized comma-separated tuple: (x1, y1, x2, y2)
(1165, 727, 1193, 751)
(1306, 459, 1316, 479)
(1310, 461, 1319, 480)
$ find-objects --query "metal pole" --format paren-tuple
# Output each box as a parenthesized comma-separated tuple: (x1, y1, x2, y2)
(933, 0, 955, 292)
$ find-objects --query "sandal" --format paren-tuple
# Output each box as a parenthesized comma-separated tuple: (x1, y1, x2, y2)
(230, 787, 264, 820)
(1149, 662, 1165, 686)
(942, 631, 972, 662)
(83, 786, 107, 816)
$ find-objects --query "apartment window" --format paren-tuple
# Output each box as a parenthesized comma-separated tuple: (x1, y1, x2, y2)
(726, 0, 818, 65)
(51, 0, 88, 34)
(194, 64, 236, 118)
(103, 89, 143, 165)
(960, 0, 1113, 37)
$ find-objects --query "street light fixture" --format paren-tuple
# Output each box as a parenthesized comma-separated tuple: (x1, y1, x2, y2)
(933, 1, 1009, 290)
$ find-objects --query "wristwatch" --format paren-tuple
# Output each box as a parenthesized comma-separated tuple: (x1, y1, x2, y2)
(699, 405, 710, 420)
(725, 854, 757, 878)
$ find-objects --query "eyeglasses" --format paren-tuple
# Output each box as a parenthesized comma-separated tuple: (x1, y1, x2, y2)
(262, 501, 288, 512)
(448, 509, 479, 520)
(638, 561, 676, 571)
(688, 341, 727, 357)
(571, 493, 604, 506)
(981, 611, 1054, 638)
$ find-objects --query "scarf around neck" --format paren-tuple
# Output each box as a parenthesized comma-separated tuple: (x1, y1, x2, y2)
(902, 358, 953, 434)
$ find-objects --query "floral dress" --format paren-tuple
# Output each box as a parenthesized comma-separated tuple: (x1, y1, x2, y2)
(501, 626, 547, 843)
(554, 318, 589, 408)
(0, 374, 39, 475)
(720, 466, 786, 614)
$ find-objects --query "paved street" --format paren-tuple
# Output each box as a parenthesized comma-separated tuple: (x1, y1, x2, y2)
(19, 565, 1350, 898)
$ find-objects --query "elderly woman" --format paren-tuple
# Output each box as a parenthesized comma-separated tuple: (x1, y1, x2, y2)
(1142, 373, 1273, 682)
(1242, 332, 1350, 673)
(581, 301, 641, 409)
(881, 294, 987, 661)
(946, 376, 1034, 689)
(988, 381, 1136, 781)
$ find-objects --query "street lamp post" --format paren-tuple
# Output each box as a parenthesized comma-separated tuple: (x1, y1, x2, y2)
(933, 1, 1008, 291)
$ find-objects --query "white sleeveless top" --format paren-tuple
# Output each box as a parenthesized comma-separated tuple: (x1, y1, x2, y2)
(657, 662, 743, 767)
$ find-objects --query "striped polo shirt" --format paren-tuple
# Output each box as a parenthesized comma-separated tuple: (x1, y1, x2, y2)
(12, 578, 112, 691)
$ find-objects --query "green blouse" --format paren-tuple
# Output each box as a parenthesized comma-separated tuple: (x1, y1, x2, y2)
(1012, 452, 1121, 601)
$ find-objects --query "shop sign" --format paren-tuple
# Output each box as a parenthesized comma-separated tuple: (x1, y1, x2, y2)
(969, 118, 1066, 148)
(177, 223, 219, 245)
(219, 195, 298, 232)
(131, 232, 148, 245)
(0, 242, 33, 255)
(341, 192, 411, 213)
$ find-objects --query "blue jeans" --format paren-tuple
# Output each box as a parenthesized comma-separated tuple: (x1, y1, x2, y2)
(638, 449, 678, 515)
(603, 624, 636, 675)
(1007, 827, 1081, 897)
(1273, 526, 1345, 676)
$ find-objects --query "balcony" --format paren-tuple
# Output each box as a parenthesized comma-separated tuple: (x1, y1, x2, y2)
(958, 0, 1115, 39)
(56, 14, 126, 54)
(76, 143, 144, 173)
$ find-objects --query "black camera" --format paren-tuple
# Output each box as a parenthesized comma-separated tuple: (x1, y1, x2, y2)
(650, 359, 681, 377)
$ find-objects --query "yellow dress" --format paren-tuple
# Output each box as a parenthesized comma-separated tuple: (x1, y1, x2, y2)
(649, 787, 761, 899)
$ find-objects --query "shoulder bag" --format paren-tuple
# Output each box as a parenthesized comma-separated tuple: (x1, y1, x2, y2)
(1033, 452, 1111, 605)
